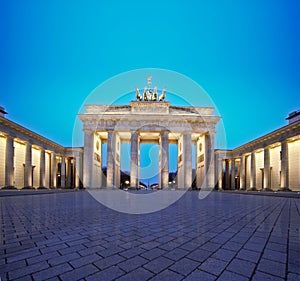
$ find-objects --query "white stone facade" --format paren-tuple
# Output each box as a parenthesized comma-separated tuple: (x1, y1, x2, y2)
(1, 102, 299, 192)
(217, 117, 300, 191)
(0, 115, 83, 189)
(79, 101, 220, 189)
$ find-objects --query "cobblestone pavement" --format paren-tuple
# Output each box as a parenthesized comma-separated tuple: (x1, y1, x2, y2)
(0, 191, 299, 281)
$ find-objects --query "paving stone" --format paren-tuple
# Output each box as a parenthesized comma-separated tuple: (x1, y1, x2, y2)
(143, 256, 174, 274)
(0, 190, 298, 280)
(164, 247, 189, 261)
(222, 241, 243, 251)
(6, 249, 40, 263)
(262, 248, 287, 264)
(211, 248, 236, 262)
(170, 257, 199, 276)
(287, 272, 300, 281)
(118, 255, 148, 273)
(150, 269, 184, 281)
(288, 261, 300, 274)
(265, 242, 287, 253)
(8, 261, 49, 280)
(227, 258, 255, 278)
(187, 248, 212, 262)
(140, 241, 161, 250)
(141, 247, 166, 260)
(252, 271, 285, 281)
(199, 257, 228, 276)
(201, 242, 222, 252)
(115, 267, 154, 281)
(257, 259, 286, 278)
(40, 243, 68, 254)
(217, 270, 249, 281)
(32, 263, 73, 281)
(86, 265, 125, 281)
(70, 253, 102, 268)
(100, 245, 125, 257)
(236, 249, 260, 263)
(60, 264, 99, 281)
(58, 243, 86, 255)
(183, 269, 216, 281)
(0, 259, 26, 273)
(48, 252, 81, 266)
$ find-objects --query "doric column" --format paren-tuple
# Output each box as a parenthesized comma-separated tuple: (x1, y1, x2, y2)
(24, 142, 32, 188)
(51, 152, 57, 188)
(83, 130, 94, 188)
(60, 156, 66, 188)
(263, 147, 271, 190)
(130, 131, 139, 189)
(239, 155, 245, 190)
(160, 131, 169, 189)
(183, 133, 192, 188)
(67, 158, 72, 188)
(5, 136, 14, 187)
(225, 159, 230, 190)
(75, 154, 81, 188)
(114, 135, 121, 189)
(217, 158, 223, 190)
(107, 131, 116, 188)
(205, 133, 215, 189)
(39, 148, 46, 188)
(280, 141, 290, 191)
(231, 158, 235, 190)
(249, 151, 256, 190)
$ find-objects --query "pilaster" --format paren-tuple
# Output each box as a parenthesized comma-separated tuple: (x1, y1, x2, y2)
(279, 141, 290, 191)
(39, 148, 46, 188)
(51, 152, 57, 188)
(5, 136, 14, 187)
(249, 152, 256, 191)
(263, 147, 271, 190)
(239, 155, 245, 190)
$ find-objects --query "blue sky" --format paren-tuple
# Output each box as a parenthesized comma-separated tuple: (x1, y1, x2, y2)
(1, 1, 300, 181)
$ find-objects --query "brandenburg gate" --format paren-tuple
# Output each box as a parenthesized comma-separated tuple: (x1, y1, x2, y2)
(79, 79, 220, 189)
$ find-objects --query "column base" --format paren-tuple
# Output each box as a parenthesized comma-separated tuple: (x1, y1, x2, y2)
(3, 186, 17, 190)
(247, 187, 257, 191)
(278, 187, 292, 192)
(239, 187, 246, 191)
(263, 187, 272, 192)
(200, 186, 214, 191)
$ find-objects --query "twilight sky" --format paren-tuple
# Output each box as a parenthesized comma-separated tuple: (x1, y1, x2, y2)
(1, 1, 300, 151)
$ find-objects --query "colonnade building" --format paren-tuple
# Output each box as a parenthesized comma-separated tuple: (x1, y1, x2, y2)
(0, 107, 82, 189)
(216, 110, 300, 191)
(0, 101, 299, 191)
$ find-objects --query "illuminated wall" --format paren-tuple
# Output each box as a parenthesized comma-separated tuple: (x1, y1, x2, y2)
(270, 145, 281, 190)
(14, 141, 25, 188)
(289, 139, 300, 191)
(245, 155, 251, 188)
(0, 136, 5, 187)
(45, 152, 50, 188)
(32, 147, 40, 188)
(255, 150, 264, 189)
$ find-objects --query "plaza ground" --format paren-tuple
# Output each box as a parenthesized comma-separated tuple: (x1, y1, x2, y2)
(0, 190, 299, 281)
